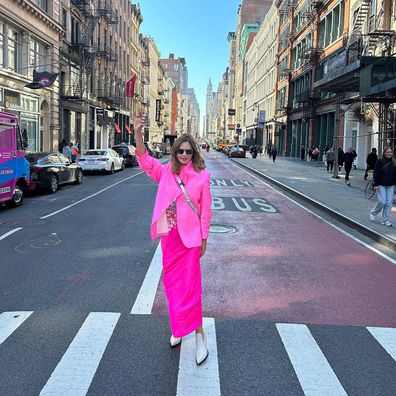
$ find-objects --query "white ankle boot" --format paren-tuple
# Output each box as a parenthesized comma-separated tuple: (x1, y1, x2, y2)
(195, 332, 209, 365)
(170, 335, 181, 347)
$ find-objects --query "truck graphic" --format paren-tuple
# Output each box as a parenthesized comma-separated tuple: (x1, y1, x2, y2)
(0, 111, 31, 207)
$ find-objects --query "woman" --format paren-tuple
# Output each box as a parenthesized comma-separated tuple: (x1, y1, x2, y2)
(370, 147, 396, 227)
(134, 115, 212, 365)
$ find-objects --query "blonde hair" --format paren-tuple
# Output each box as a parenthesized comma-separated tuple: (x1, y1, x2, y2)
(170, 134, 206, 174)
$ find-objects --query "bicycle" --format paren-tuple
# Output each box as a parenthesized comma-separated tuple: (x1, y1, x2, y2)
(365, 179, 376, 199)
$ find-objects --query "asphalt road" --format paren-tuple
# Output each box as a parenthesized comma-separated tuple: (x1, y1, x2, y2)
(0, 152, 395, 396)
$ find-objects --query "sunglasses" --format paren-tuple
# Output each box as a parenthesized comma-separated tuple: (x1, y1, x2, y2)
(176, 149, 193, 155)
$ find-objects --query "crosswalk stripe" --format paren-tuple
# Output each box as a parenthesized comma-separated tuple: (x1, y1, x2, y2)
(40, 312, 120, 396)
(131, 243, 163, 314)
(0, 311, 33, 345)
(276, 323, 347, 396)
(176, 317, 221, 396)
(367, 326, 396, 361)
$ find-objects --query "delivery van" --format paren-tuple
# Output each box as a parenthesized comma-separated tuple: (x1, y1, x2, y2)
(0, 111, 30, 207)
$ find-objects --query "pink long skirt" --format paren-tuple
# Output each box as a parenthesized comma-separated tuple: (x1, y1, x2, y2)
(161, 226, 202, 338)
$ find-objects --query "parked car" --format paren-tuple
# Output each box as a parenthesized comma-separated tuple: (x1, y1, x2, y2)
(112, 145, 138, 167)
(229, 146, 246, 158)
(26, 152, 83, 194)
(78, 149, 125, 173)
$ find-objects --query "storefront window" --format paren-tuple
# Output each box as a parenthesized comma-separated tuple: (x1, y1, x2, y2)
(20, 115, 38, 152)
(70, 111, 76, 144)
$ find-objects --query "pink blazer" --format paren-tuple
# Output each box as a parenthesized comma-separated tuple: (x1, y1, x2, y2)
(137, 151, 212, 248)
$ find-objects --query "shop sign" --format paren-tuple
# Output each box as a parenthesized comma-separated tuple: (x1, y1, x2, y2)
(228, 124, 235, 130)
(228, 108, 236, 116)
(155, 99, 161, 122)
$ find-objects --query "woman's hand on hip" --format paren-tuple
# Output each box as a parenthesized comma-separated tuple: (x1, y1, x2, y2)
(200, 239, 207, 258)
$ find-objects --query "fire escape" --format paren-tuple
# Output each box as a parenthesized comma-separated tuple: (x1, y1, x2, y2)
(63, 0, 118, 106)
(347, 0, 396, 150)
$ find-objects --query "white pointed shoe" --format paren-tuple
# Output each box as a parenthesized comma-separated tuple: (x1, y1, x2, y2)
(195, 332, 209, 365)
(170, 335, 181, 347)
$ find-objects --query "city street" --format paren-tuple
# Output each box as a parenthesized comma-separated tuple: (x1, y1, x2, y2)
(0, 150, 395, 395)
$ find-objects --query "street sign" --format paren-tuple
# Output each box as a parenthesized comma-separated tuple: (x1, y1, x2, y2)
(228, 109, 236, 116)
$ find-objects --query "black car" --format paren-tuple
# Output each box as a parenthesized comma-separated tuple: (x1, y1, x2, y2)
(26, 152, 83, 193)
(112, 145, 138, 167)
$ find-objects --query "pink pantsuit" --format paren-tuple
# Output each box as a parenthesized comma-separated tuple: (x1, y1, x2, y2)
(137, 151, 212, 337)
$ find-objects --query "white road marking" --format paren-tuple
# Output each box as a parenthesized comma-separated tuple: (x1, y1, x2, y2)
(367, 327, 396, 361)
(131, 243, 163, 314)
(40, 171, 145, 219)
(276, 323, 347, 396)
(0, 227, 23, 241)
(177, 317, 221, 396)
(230, 161, 396, 265)
(40, 312, 120, 396)
(0, 311, 33, 345)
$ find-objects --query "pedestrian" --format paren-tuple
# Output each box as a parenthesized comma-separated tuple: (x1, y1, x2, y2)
(325, 147, 335, 172)
(259, 145, 263, 156)
(338, 147, 345, 172)
(134, 114, 212, 365)
(370, 147, 396, 227)
(312, 147, 319, 161)
(308, 146, 313, 161)
(62, 142, 72, 160)
(59, 138, 67, 153)
(364, 148, 378, 180)
(343, 147, 357, 186)
(71, 142, 79, 162)
(300, 146, 305, 161)
(271, 146, 278, 162)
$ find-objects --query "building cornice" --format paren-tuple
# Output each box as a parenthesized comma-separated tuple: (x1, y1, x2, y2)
(10, 0, 64, 34)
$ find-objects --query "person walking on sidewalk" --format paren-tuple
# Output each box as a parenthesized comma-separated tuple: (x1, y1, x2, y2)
(370, 147, 396, 227)
(338, 147, 345, 172)
(364, 148, 378, 180)
(271, 146, 278, 162)
(325, 147, 335, 172)
(344, 147, 357, 186)
(134, 114, 212, 365)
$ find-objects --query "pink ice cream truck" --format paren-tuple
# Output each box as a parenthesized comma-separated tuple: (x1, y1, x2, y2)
(0, 111, 31, 207)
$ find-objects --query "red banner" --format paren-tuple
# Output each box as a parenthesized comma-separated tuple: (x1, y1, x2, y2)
(115, 123, 121, 133)
(126, 75, 136, 97)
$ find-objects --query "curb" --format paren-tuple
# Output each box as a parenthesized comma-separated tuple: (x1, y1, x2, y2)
(232, 158, 396, 252)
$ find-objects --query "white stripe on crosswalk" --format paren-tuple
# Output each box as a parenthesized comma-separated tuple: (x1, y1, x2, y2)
(131, 243, 163, 314)
(176, 317, 221, 396)
(367, 326, 396, 361)
(40, 312, 120, 396)
(0, 311, 33, 345)
(276, 323, 347, 396)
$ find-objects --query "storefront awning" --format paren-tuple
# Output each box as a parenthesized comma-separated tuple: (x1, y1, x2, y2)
(115, 123, 121, 133)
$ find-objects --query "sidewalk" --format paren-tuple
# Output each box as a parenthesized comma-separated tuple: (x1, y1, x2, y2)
(232, 154, 396, 251)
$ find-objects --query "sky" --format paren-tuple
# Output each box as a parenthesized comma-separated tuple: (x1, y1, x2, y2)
(138, 0, 241, 130)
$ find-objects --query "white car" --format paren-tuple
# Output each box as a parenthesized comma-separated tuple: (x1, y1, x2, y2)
(78, 149, 125, 173)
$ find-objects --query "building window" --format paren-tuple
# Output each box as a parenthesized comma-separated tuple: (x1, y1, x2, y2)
(62, 8, 67, 28)
(173, 71, 178, 77)
(71, 17, 79, 45)
(34, 0, 48, 12)
(8, 28, 20, 72)
(174, 64, 178, 70)
(29, 39, 47, 77)
(319, 2, 344, 48)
